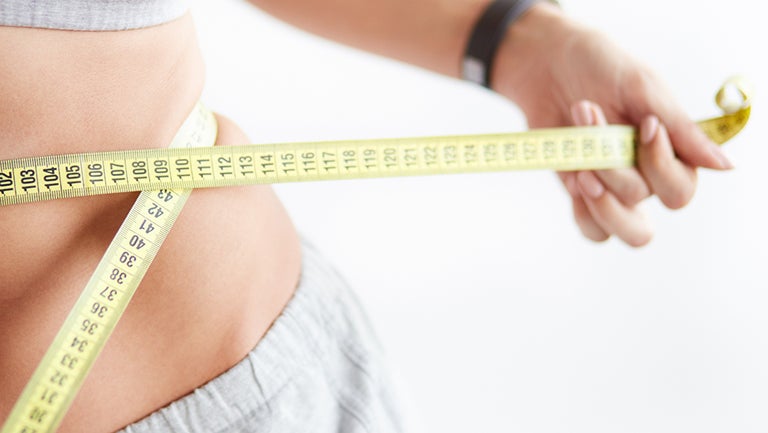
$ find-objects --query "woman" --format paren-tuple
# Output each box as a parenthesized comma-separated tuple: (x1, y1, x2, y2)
(0, 0, 731, 432)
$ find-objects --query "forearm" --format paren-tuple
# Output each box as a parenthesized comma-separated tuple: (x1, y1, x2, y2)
(246, 0, 490, 78)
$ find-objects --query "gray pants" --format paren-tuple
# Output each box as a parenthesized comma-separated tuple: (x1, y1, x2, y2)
(120, 240, 403, 433)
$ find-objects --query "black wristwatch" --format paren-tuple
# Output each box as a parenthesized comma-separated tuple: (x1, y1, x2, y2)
(462, 0, 559, 88)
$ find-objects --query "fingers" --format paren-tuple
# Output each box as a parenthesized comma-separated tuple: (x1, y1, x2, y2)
(594, 168, 650, 207)
(557, 168, 652, 246)
(562, 99, 702, 246)
(572, 101, 651, 206)
(636, 115, 698, 209)
(575, 170, 653, 247)
(564, 100, 654, 246)
(558, 171, 609, 242)
(572, 191, 610, 242)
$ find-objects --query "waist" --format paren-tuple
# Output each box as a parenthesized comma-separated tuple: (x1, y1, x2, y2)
(0, 13, 303, 433)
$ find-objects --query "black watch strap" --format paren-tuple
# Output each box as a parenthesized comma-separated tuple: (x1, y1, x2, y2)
(462, 0, 540, 88)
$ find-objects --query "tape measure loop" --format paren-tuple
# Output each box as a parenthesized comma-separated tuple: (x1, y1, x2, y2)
(0, 80, 752, 433)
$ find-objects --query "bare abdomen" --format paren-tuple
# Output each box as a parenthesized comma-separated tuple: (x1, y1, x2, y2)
(0, 15, 301, 433)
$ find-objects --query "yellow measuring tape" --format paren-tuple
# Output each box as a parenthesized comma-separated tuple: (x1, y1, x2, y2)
(0, 80, 753, 207)
(0, 78, 752, 433)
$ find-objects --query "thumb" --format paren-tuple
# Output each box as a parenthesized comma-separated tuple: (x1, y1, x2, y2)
(625, 72, 733, 170)
(664, 109, 733, 170)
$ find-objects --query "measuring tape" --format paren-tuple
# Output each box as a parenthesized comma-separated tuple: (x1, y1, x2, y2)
(0, 79, 753, 207)
(0, 78, 752, 433)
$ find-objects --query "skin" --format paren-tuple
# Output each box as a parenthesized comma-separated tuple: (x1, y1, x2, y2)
(0, 1, 731, 432)
(0, 14, 301, 433)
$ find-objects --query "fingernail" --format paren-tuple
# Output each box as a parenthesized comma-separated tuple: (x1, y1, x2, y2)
(577, 171, 604, 198)
(640, 115, 659, 146)
(571, 101, 594, 126)
(709, 142, 734, 170)
(565, 173, 579, 196)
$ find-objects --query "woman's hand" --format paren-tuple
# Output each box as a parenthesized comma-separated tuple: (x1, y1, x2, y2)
(491, 2, 732, 246)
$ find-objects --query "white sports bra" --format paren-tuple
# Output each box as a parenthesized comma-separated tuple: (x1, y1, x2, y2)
(0, 0, 188, 31)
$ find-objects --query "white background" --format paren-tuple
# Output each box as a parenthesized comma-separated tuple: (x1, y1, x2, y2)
(190, 1, 766, 431)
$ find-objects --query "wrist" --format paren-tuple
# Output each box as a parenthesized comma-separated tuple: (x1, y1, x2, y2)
(490, 1, 569, 102)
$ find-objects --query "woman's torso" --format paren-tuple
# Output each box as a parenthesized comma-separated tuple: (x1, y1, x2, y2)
(0, 13, 302, 433)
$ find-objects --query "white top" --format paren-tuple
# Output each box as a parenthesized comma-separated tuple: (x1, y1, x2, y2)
(0, 0, 188, 31)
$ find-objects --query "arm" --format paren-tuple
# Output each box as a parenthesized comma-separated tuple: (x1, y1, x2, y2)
(245, 0, 487, 77)
(246, 0, 733, 246)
